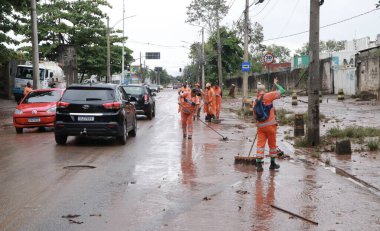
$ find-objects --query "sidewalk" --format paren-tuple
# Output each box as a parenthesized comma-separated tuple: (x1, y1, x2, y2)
(0, 98, 17, 128)
(160, 98, 380, 230)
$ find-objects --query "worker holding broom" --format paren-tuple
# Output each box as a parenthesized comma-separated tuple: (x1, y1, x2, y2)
(179, 88, 200, 139)
(253, 78, 285, 172)
(213, 81, 222, 119)
(178, 82, 191, 113)
(203, 83, 216, 122)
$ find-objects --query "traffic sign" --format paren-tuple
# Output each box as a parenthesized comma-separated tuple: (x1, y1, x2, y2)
(154, 67, 163, 72)
(241, 61, 250, 72)
(263, 52, 275, 64)
(145, 52, 160, 59)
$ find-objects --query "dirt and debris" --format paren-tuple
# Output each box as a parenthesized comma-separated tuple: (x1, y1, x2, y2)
(69, 219, 84, 224)
(62, 214, 80, 219)
(202, 196, 211, 201)
(236, 190, 250, 195)
(90, 214, 102, 217)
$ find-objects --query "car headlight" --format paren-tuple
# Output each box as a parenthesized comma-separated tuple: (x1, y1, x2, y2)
(14, 109, 23, 115)
(47, 106, 57, 113)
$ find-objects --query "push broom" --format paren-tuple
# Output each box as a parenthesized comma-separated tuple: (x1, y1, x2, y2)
(234, 132, 258, 165)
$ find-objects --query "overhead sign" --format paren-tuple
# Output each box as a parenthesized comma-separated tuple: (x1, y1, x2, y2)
(263, 52, 275, 64)
(154, 67, 163, 72)
(145, 52, 160, 59)
(241, 61, 250, 72)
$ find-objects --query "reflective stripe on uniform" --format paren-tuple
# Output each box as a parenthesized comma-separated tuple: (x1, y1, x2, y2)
(257, 119, 277, 128)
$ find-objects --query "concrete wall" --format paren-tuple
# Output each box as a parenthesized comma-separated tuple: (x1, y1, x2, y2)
(356, 46, 380, 99)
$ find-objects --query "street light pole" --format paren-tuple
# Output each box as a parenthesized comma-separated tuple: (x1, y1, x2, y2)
(201, 27, 205, 89)
(106, 17, 110, 83)
(242, 0, 249, 101)
(121, 0, 125, 84)
(31, 0, 39, 89)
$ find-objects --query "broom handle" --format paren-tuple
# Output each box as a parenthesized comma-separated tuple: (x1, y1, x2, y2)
(247, 132, 258, 157)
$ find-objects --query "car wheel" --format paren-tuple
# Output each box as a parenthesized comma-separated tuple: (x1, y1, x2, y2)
(118, 121, 127, 145)
(16, 128, 23, 134)
(128, 116, 137, 137)
(146, 107, 153, 120)
(55, 133, 67, 145)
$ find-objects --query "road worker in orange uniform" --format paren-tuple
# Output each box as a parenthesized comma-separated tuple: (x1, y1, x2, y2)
(178, 82, 191, 113)
(213, 81, 222, 119)
(23, 82, 33, 97)
(203, 83, 216, 122)
(179, 88, 200, 139)
(253, 78, 285, 172)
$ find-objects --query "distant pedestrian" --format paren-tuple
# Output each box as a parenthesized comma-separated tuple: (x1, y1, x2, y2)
(253, 78, 285, 172)
(23, 82, 33, 97)
(213, 81, 222, 119)
(179, 88, 200, 139)
(194, 83, 203, 120)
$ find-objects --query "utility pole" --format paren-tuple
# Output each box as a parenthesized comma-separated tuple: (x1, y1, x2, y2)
(307, 0, 321, 146)
(242, 0, 249, 101)
(201, 27, 205, 89)
(121, 0, 125, 84)
(31, 0, 39, 89)
(106, 17, 110, 83)
(216, 0, 223, 87)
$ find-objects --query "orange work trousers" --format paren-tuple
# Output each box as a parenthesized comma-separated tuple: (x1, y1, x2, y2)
(256, 124, 278, 159)
(215, 96, 221, 119)
(181, 111, 194, 136)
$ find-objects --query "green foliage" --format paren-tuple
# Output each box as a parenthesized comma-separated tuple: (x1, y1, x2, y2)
(186, 0, 229, 34)
(266, 44, 291, 63)
(326, 126, 380, 139)
(294, 137, 309, 147)
(15, 0, 133, 78)
(205, 27, 243, 80)
(295, 40, 346, 56)
(367, 139, 379, 151)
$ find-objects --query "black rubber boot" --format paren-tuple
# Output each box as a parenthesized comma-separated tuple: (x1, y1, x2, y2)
(256, 161, 263, 172)
(269, 161, 280, 170)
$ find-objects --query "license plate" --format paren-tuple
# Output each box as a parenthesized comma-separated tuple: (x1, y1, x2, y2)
(28, 117, 40, 123)
(78, 116, 94, 122)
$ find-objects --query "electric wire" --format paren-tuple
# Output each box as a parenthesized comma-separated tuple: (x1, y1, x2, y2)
(263, 8, 380, 42)
(277, 0, 300, 38)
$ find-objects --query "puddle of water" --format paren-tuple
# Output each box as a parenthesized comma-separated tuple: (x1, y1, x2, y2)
(63, 165, 96, 170)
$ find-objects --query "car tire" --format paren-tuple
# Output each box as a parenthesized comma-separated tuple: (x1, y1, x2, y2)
(16, 128, 23, 134)
(118, 121, 127, 145)
(146, 107, 153, 120)
(152, 105, 156, 117)
(55, 133, 67, 145)
(128, 116, 137, 137)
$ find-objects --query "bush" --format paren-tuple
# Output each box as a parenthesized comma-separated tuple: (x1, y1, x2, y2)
(327, 126, 380, 139)
(367, 139, 380, 151)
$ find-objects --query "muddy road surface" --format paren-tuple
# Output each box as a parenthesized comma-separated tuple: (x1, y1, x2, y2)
(0, 90, 379, 231)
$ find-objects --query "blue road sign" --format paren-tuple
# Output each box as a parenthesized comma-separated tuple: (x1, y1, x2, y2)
(242, 61, 250, 72)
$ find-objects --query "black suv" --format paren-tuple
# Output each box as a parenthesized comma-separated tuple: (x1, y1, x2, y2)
(54, 83, 137, 145)
(122, 84, 156, 120)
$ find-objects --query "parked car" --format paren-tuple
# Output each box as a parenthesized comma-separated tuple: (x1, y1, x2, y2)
(54, 83, 137, 145)
(148, 84, 159, 93)
(122, 84, 156, 120)
(13, 88, 65, 133)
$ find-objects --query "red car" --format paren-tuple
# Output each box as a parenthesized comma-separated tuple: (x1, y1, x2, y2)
(13, 88, 65, 133)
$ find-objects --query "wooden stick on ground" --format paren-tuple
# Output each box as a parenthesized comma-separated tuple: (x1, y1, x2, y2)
(270, 204, 318, 226)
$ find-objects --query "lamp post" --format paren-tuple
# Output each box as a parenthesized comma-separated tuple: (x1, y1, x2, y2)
(106, 14, 136, 83)
(186, 24, 206, 89)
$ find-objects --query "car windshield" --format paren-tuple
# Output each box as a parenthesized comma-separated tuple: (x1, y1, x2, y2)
(23, 90, 62, 103)
(123, 86, 144, 95)
(149, 85, 158, 89)
(61, 89, 115, 101)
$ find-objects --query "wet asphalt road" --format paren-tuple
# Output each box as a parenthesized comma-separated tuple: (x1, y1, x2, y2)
(0, 89, 379, 231)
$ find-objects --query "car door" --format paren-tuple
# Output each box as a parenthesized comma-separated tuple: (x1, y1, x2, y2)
(119, 87, 133, 130)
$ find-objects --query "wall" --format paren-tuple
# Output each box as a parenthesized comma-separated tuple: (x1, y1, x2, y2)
(356, 46, 380, 99)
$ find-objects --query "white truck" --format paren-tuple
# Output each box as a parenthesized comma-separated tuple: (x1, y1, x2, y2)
(12, 61, 66, 102)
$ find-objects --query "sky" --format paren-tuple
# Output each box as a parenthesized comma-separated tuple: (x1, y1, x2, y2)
(103, 0, 380, 76)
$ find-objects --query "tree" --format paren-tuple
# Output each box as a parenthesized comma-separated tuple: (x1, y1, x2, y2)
(205, 26, 243, 81)
(186, 0, 229, 34)
(266, 44, 291, 63)
(296, 40, 346, 55)
(0, 0, 29, 63)
(17, 0, 133, 78)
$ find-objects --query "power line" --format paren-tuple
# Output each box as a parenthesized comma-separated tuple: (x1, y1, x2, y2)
(277, 0, 300, 37)
(127, 39, 186, 48)
(250, 0, 271, 17)
(263, 8, 380, 42)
